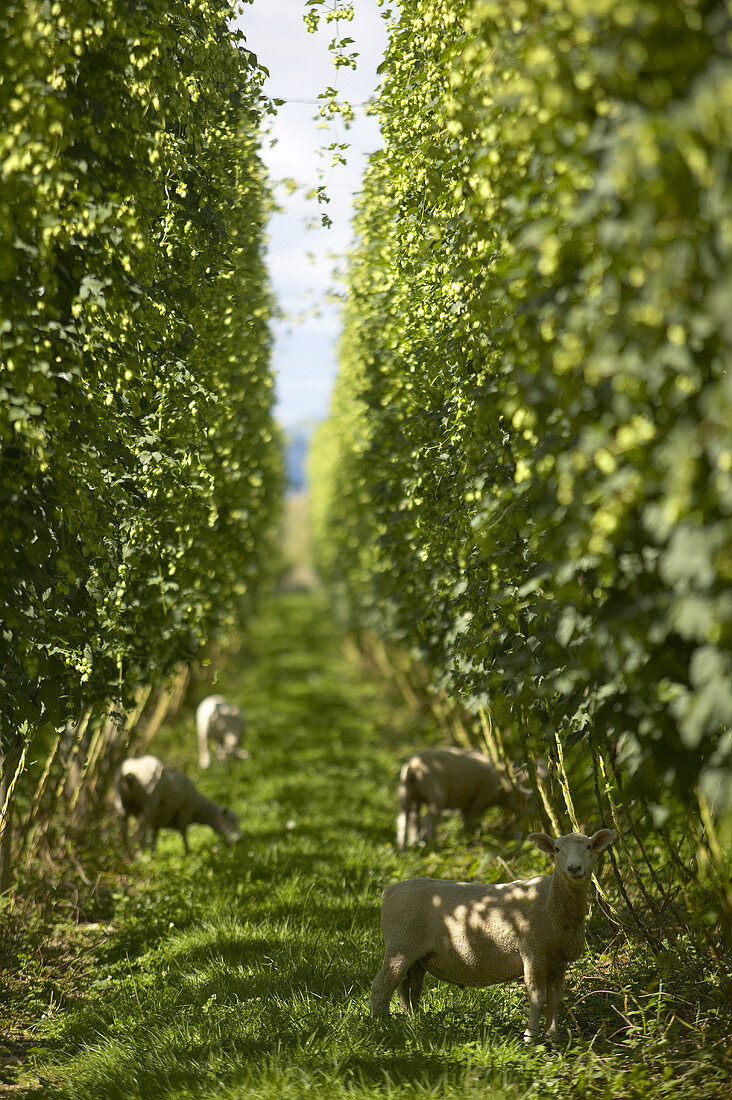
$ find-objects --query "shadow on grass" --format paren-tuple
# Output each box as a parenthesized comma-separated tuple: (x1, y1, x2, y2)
(25, 1003, 525, 1100)
(312, 1049, 472, 1091)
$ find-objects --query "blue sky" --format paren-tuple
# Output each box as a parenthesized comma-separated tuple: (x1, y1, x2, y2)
(236, 1, 388, 429)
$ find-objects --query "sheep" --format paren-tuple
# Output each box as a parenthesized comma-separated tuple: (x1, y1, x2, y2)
(196, 694, 249, 769)
(370, 829, 617, 1044)
(396, 746, 540, 850)
(116, 754, 241, 854)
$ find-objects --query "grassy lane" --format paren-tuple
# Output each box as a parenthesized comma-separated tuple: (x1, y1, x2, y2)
(19, 592, 730, 1099)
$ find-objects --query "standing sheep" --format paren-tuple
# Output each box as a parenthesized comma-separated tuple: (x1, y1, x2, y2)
(116, 755, 241, 854)
(396, 746, 536, 850)
(196, 694, 249, 769)
(370, 829, 617, 1044)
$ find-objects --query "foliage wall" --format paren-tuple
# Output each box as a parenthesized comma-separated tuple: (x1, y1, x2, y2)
(311, 0, 732, 897)
(0, 0, 281, 756)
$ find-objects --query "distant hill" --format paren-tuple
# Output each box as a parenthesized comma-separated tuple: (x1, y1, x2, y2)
(284, 421, 319, 493)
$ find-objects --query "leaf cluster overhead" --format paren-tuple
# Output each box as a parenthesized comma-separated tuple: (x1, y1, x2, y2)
(1, 0, 282, 744)
(310, 0, 732, 814)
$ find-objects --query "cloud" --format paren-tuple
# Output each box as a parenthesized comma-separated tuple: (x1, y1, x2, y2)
(236, 0, 386, 427)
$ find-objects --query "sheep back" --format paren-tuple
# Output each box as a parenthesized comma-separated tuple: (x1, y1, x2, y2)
(119, 756, 203, 827)
(402, 748, 512, 812)
(197, 695, 245, 741)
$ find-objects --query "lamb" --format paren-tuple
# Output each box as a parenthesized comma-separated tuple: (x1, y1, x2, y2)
(116, 754, 241, 854)
(396, 746, 538, 850)
(370, 829, 617, 1044)
(196, 694, 249, 769)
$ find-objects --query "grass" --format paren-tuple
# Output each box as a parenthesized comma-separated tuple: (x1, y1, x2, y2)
(6, 590, 731, 1099)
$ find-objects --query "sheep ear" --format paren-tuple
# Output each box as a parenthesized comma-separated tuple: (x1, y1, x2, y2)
(529, 832, 556, 854)
(590, 828, 617, 852)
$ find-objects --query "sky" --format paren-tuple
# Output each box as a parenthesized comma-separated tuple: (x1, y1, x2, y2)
(235, 1, 389, 429)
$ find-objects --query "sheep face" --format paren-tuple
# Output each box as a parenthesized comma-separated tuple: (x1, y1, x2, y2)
(216, 807, 241, 844)
(529, 829, 617, 885)
(220, 733, 249, 761)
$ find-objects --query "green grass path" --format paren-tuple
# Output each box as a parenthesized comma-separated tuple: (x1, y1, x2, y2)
(21, 592, 730, 1099)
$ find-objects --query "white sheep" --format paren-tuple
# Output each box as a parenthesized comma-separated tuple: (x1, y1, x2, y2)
(370, 829, 617, 1044)
(396, 747, 538, 850)
(116, 754, 241, 854)
(196, 694, 249, 769)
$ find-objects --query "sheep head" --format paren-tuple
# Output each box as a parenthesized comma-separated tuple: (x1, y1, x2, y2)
(215, 807, 242, 844)
(529, 829, 617, 885)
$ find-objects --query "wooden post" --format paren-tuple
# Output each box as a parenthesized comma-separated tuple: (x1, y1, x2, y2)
(18, 723, 67, 862)
(0, 739, 26, 893)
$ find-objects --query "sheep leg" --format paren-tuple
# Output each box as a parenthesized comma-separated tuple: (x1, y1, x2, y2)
(396, 800, 420, 850)
(175, 809, 194, 855)
(397, 958, 427, 1014)
(134, 817, 148, 852)
(408, 959, 426, 1010)
(544, 969, 566, 1044)
(138, 787, 163, 852)
(197, 719, 211, 769)
(396, 802, 409, 851)
(396, 776, 415, 850)
(460, 808, 482, 841)
(370, 952, 412, 1016)
(407, 803, 420, 847)
(420, 804, 441, 847)
(522, 960, 548, 1043)
(120, 812, 131, 852)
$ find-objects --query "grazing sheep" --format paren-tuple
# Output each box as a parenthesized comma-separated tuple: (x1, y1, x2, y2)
(396, 747, 536, 850)
(371, 829, 617, 1044)
(196, 694, 249, 769)
(116, 755, 241, 854)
